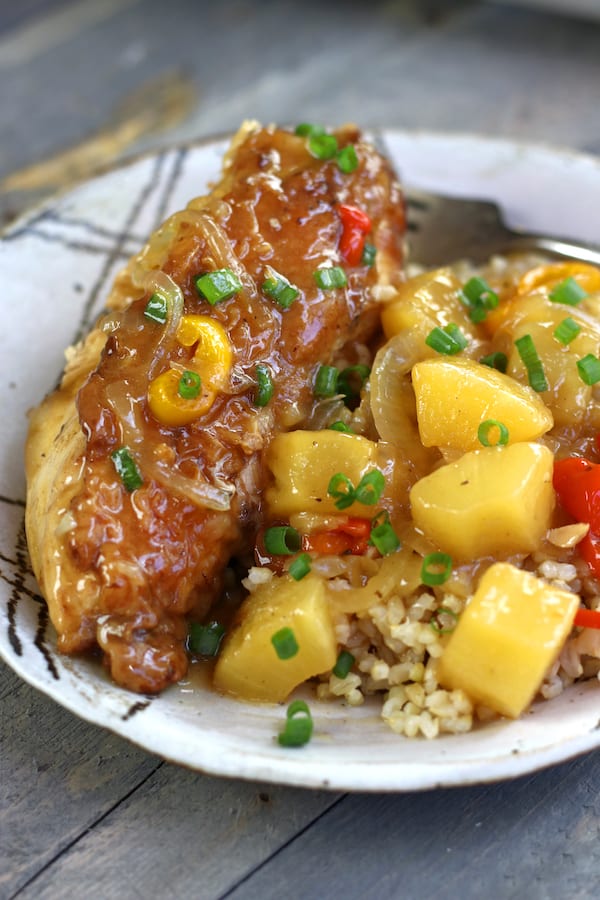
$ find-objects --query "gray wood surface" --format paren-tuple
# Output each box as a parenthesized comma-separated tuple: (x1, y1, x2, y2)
(2, 1, 600, 898)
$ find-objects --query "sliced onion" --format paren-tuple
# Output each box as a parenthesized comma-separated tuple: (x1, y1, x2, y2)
(106, 381, 234, 511)
(369, 332, 438, 475)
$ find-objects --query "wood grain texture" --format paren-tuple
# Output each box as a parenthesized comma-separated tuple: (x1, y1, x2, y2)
(225, 750, 600, 900)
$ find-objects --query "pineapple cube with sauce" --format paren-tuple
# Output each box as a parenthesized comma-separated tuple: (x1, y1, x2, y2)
(266, 429, 379, 518)
(409, 442, 555, 561)
(411, 356, 553, 453)
(438, 562, 579, 718)
(213, 573, 337, 703)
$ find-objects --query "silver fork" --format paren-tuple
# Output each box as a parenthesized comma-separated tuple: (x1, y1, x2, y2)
(405, 189, 600, 268)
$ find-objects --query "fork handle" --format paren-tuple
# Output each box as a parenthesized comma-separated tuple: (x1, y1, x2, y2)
(506, 233, 600, 267)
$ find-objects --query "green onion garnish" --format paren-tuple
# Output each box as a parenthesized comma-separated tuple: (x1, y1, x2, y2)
(178, 370, 201, 399)
(515, 333, 548, 392)
(336, 145, 358, 174)
(314, 364, 339, 398)
(425, 323, 468, 355)
(308, 133, 339, 160)
(332, 650, 355, 679)
(361, 243, 376, 267)
(429, 607, 459, 635)
(460, 276, 499, 323)
(194, 268, 242, 305)
(554, 317, 581, 346)
(549, 276, 587, 306)
(479, 351, 508, 373)
(254, 364, 274, 406)
(271, 626, 299, 660)
(477, 419, 509, 447)
(188, 621, 225, 657)
(294, 123, 325, 137)
(264, 525, 301, 556)
(327, 472, 356, 510)
(328, 420, 354, 433)
(369, 511, 401, 556)
(144, 293, 168, 324)
(328, 469, 385, 510)
(354, 469, 385, 506)
(314, 266, 347, 290)
(337, 364, 370, 404)
(577, 353, 600, 386)
(421, 552, 453, 586)
(277, 700, 313, 747)
(262, 266, 299, 309)
(289, 553, 311, 581)
(111, 447, 143, 492)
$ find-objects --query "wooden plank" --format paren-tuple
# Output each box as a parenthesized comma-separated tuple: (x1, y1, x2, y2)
(0, 661, 161, 896)
(223, 749, 600, 900)
(13, 758, 341, 900)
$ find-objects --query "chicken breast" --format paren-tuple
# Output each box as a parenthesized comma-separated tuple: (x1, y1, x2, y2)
(25, 122, 406, 693)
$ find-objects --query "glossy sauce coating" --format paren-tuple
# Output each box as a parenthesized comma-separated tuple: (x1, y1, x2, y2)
(63, 124, 406, 692)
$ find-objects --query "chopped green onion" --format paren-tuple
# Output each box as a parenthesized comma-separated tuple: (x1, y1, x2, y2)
(460, 276, 499, 323)
(277, 700, 313, 747)
(254, 364, 274, 406)
(314, 364, 339, 397)
(515, 333, 548, 392)
(178, 370, 201, 399)
(289, 553, 311, 581)
(354, 469, 385, 506)
(577, 353, 600, 385)
(361, 243, 376, 267)
(477, 419, 509, 447)
(332, 650, 355, 679)
(328, 420, 354, 433)
(425, 323, 468, 355)
(421, 552, 453, 586)
(262, 266, 299, 309)
(144, 293, 168, 324)
(554, 317, 581, 346)
(479, 351, 508, 373)
(429, 607, 459, 635)
(314, 266, 347, 290)
(308, 132, 338, 160)
(549, 276, 587, 306)
(271, 626, 299, 660)
(369, 511, 401, 556)
(264, 525, 301, 556)
(327, 472, 356, 510)
(336, 145, 359, 174)
(111, 446, 143, 492)
(188, 621, 225, 657)
(194, 268, 242, 305)
(337, 364, 370, 404)
(294, 123, 325, 137)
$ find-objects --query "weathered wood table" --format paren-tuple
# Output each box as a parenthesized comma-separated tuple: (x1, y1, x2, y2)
(2, 1, 600, 897)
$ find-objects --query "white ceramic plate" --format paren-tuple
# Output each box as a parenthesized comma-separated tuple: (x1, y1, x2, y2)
(2, 131, 600, 792)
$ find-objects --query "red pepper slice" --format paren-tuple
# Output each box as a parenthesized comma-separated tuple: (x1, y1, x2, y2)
(553, 457, 600, 577)
(303, 516, 371, 556)
(573, 607, 600, 629)
(338, 204, 372, 267)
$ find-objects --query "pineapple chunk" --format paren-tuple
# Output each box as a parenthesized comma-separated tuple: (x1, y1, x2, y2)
(438, 562, 579, 717)
(266, 430, 379, 518)
(213, 573, 337, 702)
(409, 442, 554, 560)
(381, 267, 477, 347)
(412, 357, 553, 452)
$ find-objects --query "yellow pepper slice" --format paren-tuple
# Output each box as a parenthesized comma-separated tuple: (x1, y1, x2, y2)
(148, 315, 232, 426)
(517, 262, 600, 296)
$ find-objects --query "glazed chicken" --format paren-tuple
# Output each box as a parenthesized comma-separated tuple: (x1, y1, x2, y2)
(25, 122, 406, 693)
